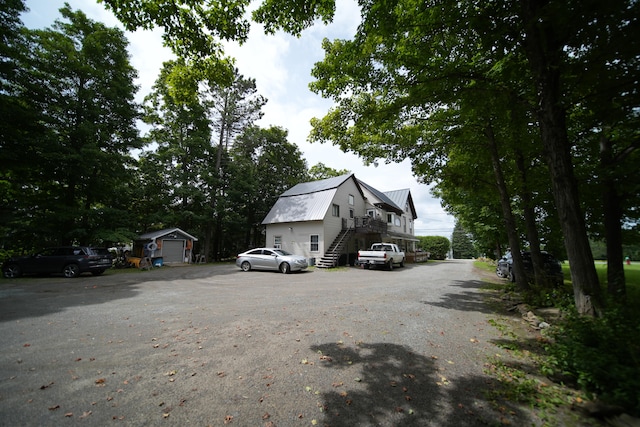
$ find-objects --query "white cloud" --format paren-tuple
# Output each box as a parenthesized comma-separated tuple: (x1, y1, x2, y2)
(22, 0, 455, 238)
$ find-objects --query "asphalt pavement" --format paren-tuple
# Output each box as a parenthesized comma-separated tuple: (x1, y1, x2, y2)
(0, 260, 540, 426)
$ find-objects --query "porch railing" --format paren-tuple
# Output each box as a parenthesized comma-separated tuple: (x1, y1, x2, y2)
(352, 216, 387, 234)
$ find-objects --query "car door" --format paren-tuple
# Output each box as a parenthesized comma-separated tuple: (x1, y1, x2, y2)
(28, 248, 60, 274)
(261, 249, 280, 271)
(244, 249, 268, 270)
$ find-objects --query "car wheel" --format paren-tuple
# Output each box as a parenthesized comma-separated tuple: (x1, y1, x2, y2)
(388, 260, 393, 271)
(92, 269, 105, 276)
(63, 263, 80, 278)
(3, 264, 22, 278)
(240, 261, 251, 272)
(279, 262, 291, 274)
(507, 269, 515, 282)
(400, 259, 405, 268)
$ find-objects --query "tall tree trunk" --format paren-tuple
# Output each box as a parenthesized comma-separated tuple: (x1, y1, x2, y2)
(514, 150, 548, 288)
(520, 0, 603, 316)
(600, 136, 626, 300)
(485, 123, 529, 292)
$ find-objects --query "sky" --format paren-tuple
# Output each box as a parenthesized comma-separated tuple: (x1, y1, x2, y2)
(21, 0, 456, 238)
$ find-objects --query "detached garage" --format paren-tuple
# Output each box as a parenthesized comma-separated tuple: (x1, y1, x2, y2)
(134, 228, 198, 264)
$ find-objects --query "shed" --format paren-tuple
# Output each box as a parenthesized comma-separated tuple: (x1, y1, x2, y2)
(133, 228, 198, 264)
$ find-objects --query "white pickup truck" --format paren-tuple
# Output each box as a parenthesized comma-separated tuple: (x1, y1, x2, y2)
(357, 243, 405, 270)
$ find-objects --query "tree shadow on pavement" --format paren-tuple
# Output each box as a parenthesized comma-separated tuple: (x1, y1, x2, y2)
(309, 341, 539, 426)
(0, 264, 239, 322)
(419, 280, 495, 314)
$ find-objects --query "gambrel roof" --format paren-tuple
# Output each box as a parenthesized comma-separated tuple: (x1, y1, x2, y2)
(262, 174, 364, 225)
(262, 173, 417, 225)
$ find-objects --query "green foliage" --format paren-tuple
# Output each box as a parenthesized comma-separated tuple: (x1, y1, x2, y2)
(451, 221, 475, 259)
(308, 162, 350, 181)
(100, 0, 251, 59)
(2, 4, 141, 248)
(543, 306, 640, 415)
(417, 236, 450, 260)
(227, 125, 309, 252)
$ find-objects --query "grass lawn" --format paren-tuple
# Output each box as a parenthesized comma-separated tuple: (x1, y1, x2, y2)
(562, 261, 640, 308)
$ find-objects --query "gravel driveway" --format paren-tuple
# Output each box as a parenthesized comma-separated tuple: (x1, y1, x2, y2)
(0, 260, 539, 426)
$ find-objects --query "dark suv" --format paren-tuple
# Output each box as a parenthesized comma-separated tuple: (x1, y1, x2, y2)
(497, 251, 564, 286)
(2, 247, 113, 278)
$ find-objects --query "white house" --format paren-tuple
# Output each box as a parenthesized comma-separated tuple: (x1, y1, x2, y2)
(261, 174, 418, 267)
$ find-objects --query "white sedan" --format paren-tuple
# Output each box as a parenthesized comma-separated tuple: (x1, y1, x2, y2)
(235, 248, 308, 274)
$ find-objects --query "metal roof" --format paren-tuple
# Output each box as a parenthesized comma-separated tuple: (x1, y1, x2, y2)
(384, 189, 417, 219)
(357, 180, 404, 215)
(262, 189, 337, 224)
(262, 173, 416, 225)
(281, 173, 354, 197)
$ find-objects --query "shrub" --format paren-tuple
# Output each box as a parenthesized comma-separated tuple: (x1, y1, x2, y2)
(417, 235, 450, 260)
(543, 306, 640, 415)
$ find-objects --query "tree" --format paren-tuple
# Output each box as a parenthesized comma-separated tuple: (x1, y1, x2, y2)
(451, 222, 475, 259)
(308, 162, 349, 181)
(202, 68, 266, 174)
(202, 69, 266, 258)
(2, 4, 141, 247)
(0, 0, 29, 249)
(229, 126, 308, 250)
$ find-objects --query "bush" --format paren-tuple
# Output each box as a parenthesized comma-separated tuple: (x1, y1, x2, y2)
(543, 306, 640, 415)
(417, 236, 450, 260)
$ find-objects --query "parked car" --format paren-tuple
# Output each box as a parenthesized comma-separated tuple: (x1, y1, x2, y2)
(236, 248, 308, 274)
(497, 251, 564, 285)
(2, 246, 113, 278)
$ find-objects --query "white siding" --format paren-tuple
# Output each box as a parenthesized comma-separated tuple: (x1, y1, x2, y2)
(266, 221, 325, 259)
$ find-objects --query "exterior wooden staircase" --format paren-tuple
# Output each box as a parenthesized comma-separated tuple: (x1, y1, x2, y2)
(316, 228, 354, 268)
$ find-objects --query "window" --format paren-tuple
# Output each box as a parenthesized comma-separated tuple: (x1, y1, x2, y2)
(332, 204, 340, 217)
(367, 209, 375, 218)
(387, 213, 393, 224)
(273, 235, 282, 249)
(349, 208, 354, 219)
(348, 194, 354, 205)
(310, 235, 319, 252)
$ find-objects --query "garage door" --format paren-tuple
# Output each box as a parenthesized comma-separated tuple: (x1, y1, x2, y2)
(162, 240, 185, 263)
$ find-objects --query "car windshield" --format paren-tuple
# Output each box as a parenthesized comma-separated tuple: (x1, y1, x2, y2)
(273, 249, 292, 256)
